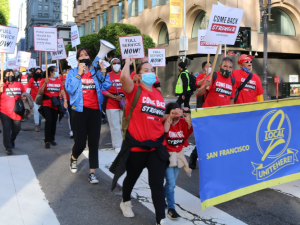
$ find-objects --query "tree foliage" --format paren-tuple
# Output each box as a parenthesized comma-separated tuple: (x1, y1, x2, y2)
(61, 23, 155, 69)
(0, 0, 10, 26)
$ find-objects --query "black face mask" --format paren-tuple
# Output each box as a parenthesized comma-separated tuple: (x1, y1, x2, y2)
(34, 73, 42, 78)
(5, 76, 15, 82)
(79, 59, 90, 66)
(220, 68, 232, 78)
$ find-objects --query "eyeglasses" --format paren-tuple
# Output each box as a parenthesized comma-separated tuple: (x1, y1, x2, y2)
(245, 61, 252, 64)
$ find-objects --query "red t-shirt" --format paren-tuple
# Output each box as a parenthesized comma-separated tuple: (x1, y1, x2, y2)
(0, 81, 25, 120)
(232, 69, 264, 104)
(20, 74, 29, 90)
(203, 71, 236, 108)
(28, 78, 41, 101)
(125, 84, 165, 152)
(196, 73, 206, 88)
(81, 72, 99, 109)
(130, 71, 160, 86)
(40, 78, 64, 110)
(63, 74, 69, 101)
(106, 71, 124, 110)
(165, 118, 193, 153)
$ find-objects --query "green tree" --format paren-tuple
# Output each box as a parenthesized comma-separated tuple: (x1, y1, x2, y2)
(0, 0, 10, 26)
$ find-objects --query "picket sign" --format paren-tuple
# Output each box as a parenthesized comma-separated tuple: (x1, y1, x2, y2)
(33, 26, 58, 78)
(50, 38, 67, 81)
(0, 25, 19, 92)
(16, 51, 32, 68)
(71, 25, 80, 49)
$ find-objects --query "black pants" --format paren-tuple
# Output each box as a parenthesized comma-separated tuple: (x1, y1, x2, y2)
(123, 151, 167, 223)
(0, 112, 21, 150)
(190, 146, 198, 158)
(67, 100, 73, 131)
(176, 94, 191, 108)
(43, 107, 58, 143)
(72, 107, 101, 169)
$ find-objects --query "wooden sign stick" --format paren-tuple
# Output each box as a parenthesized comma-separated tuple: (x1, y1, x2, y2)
(133, 60, 137, 74)
(209, 44, 221, 80)
(45, 52, 48, 78)
(59, 60, 63, 82)
(205, 54, 210, 78)
(0, 53, 3, 92)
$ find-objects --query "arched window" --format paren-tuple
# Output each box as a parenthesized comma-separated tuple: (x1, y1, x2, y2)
(191, 11, 209, 38)
(158, 23, 169, 45)
(259, 8, 295, 36)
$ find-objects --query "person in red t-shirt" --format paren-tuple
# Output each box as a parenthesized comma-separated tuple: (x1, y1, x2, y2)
(197, 57, 237, 108)
(27, 68, 43, 132)
(38, 66, 68, 149)
(163, 102, 193, 220)
(130, 57, 161, 91)
(232, 54, 264, 104)
(20, 71, 30, 90)
(0, 69, 25, 155)
(110, 57, 168, 225)
(102, 58, 124, 153)
(196, 61, 211, 108)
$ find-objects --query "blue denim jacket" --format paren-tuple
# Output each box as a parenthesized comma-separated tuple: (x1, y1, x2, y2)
(65, 66, 112, 112)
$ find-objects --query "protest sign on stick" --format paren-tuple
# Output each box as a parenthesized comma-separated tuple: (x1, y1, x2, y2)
(42, 63, 56, 71)
(28, 58, 37, 69)
(198, 30, 222, 55)
(203, 5, 244, 45)
(148, 48, 166, 67)
(209, 44, 221, 80)
(0, 25, 19, 92)
(119, 35, 145, 59)
(7, 58, 19, 70)
(66, 55, 78, 69)
(71, 25, 80, 50)
(33, 26, 58, 78)
(16, 51, 31, 68)
(50, 38, 67, 61)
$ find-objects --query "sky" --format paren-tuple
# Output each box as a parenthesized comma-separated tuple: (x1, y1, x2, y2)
(9, 0, 24, 27)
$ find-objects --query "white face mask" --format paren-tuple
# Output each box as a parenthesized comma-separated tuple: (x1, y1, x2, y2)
(112, 64, 121, 72)
(204, 67, 212, 74)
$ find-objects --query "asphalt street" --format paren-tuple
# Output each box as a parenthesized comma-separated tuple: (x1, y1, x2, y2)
(1, 98, 300, 225)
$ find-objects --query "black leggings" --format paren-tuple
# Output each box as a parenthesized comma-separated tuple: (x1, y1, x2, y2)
(0, 112, 21, 150)
(72, 107, 101, 169)
(43, 107, 58, 143)
(176, 94, 191, 108)
(122, 151, 167, 223)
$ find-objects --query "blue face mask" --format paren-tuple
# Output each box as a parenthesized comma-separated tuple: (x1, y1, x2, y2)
(54, 72, 59, 78)
(22, 72, 27, 75)
(141, 73, 156, 87)
(242, 66, 251, 73)
(15, 72, 19, 75)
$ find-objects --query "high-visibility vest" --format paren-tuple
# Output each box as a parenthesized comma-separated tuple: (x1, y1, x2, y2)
(175, 70, 191, 95)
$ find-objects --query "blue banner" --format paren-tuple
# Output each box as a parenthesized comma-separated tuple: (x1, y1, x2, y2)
(191, 99, 300, 209)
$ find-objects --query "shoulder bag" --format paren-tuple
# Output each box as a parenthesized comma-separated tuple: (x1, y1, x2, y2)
(234, 73, 253, 102)
(6, 83, 25, 116)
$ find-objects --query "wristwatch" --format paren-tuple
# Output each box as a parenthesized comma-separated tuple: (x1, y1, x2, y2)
(113, 95, 116, 100)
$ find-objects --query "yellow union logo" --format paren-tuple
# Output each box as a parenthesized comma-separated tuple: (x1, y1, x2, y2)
(252, 110, 298, 180)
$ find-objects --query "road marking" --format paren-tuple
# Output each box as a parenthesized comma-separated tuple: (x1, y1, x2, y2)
(0, 155, 59, 225)
(83, 149, 247, 225)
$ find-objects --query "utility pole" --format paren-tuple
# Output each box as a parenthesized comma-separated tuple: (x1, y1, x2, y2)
(179, 0, 188, 62)
(259, 0, 271, 100)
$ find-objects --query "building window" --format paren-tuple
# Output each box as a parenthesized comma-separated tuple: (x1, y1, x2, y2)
(44, 5, 49, 10)
(191, 11, 209, 38)
(55, 14, 59, 19)
(111, 6, 119, 23)
(91, 17, 95, 33)
(38, 5, 42, 10)
(119, 1, 125, 21)
(152, 0, 166, 7)
(64, 15, 68, 21)
(259, 8, 296, 36)
(38, 13, 42, 17)
(129, 0, 146, 17)
(44, 13, 49, 17)
(158, 23, 169, 45)
(38, 0, 42, 2)
(103, 11, 108, 26)
(97, 14, 104, 31)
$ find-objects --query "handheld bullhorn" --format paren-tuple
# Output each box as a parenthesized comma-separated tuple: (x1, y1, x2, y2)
(94, 39, 116, 69)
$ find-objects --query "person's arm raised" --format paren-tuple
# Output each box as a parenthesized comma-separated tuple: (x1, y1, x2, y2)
(120, 58, 135, 94)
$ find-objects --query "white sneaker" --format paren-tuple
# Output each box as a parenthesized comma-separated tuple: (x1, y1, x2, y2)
(88, 173, 99, 184)
(115, 147, 121, 153)
(69, 131, 73, 138)
(156, 219, 169, 225)
(120, 200, 134, 217)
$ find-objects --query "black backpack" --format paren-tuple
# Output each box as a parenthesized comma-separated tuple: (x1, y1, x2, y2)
(188, 73, 197, 92)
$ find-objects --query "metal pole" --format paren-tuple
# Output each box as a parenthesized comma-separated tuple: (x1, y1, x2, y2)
(183, 0, 186, 61)
(262, 11, 271, 100)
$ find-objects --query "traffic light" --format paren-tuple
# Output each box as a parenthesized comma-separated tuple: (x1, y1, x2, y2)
(240, 30, 249, 49)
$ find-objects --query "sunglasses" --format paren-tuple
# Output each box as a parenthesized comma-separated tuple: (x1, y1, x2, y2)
(245, 61, 252, 64)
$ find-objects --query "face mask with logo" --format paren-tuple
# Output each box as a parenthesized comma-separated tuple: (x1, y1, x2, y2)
(242, 66, 251, 73)
(112, 64, 121, 72)
(220, 68, 232, 78)
(22, 72, 27, 75)
(141, 73, 156, 87)
(54, 72, 59, 78)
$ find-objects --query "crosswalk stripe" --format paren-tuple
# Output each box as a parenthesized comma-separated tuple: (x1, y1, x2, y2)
(83, 149, 247, 225)
(0, 155, 59, 225)
(183, 144, 300, 200)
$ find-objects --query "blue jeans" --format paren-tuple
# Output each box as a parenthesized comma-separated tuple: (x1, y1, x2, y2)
(164, 167, 180, 210)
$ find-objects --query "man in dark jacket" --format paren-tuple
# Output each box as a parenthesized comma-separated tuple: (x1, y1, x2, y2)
(175, 62, 192, 108)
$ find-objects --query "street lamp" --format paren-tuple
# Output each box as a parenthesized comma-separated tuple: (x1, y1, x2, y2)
(259, 0, 272, 100)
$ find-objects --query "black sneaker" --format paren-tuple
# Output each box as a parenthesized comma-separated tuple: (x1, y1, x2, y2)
(189, 155, 197, 169)
(88, 173, 99, 184)
(6, 149, 13, 155)
(11, 140, 15, 148)
(70, 155, 77, 173)
(167, 208, 180, 220)
(45, 143, 50, 149)
(50, 141, 57, 146)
